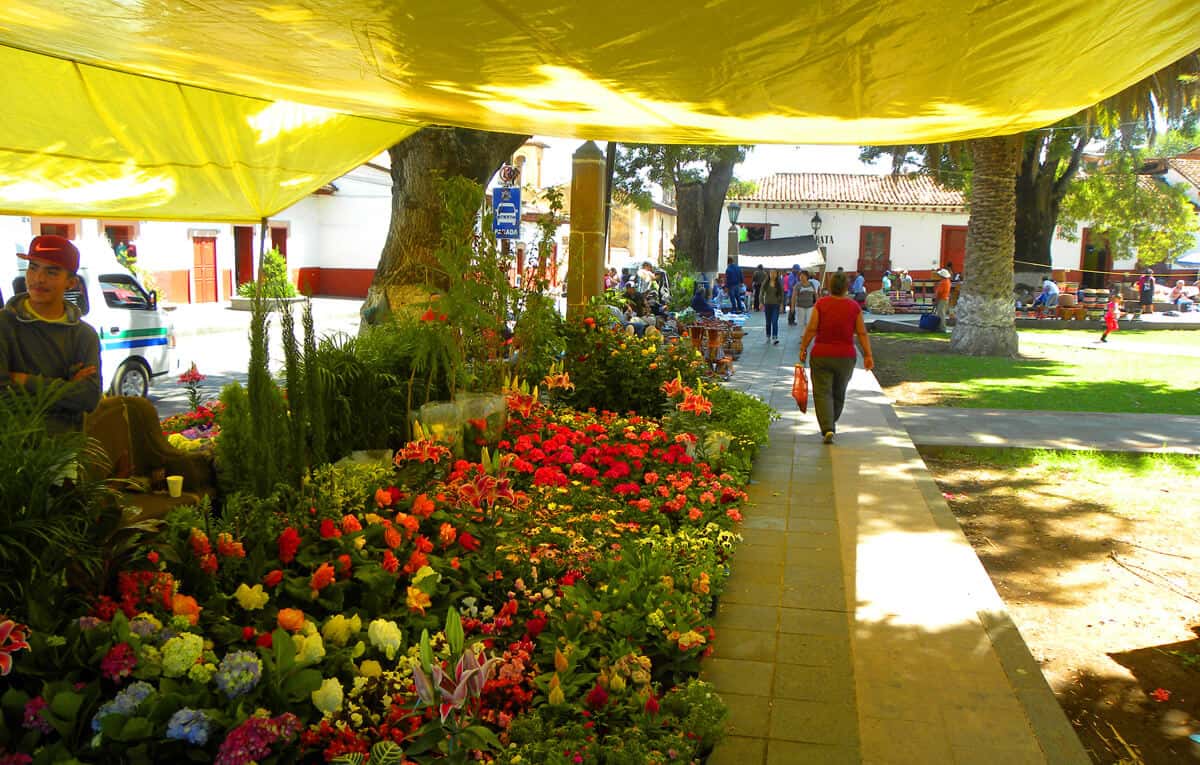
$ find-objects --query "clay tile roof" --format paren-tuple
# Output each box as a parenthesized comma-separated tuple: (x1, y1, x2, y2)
(1168, 158, 1200, 189)
(733, 172, 965, 209)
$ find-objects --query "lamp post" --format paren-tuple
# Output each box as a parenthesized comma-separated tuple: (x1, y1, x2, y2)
(727, 201, 741, 262)
(811, 211, 825, 285)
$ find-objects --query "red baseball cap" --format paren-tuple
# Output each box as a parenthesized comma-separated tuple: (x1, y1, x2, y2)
(21, 235, 80, 273)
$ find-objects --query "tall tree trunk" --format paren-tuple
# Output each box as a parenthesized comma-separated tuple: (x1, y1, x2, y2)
(1012, 131, 1088, 269)
(673, 152, 738, 273)
(361, 127, 529, 328)
(950, 135, 1023, 357)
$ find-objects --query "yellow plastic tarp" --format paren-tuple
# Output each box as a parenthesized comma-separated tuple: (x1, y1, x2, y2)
(0, 45, 416, 221)
(0, 0, 1197, 221)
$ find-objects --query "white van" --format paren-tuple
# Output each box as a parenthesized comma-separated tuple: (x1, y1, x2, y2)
(4, 250, 175, 397)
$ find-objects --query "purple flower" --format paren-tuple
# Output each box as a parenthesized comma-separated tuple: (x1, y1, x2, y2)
(166, 708, 211, 746)
(214, 712, 300, 765)
(22, 697, 52, 735)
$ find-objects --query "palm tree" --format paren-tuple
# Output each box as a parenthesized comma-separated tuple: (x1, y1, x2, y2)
(951, 51, 1199, 356)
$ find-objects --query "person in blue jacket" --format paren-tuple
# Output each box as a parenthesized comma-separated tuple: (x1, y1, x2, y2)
(724, 257, 745, 313)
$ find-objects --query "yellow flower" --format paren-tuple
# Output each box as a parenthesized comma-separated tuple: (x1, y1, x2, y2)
(321, 614, 362, 647)
(358, 660, 382, 678)
(292, 632, 327, 666)
(413, 565, 440, 586)
(311, 677, 344, 715)
(406, 586, 432, 615)
(233, 583, 269, 611)
(368, 619, 404, 660)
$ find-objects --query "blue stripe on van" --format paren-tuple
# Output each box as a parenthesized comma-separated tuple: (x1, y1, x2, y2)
(101, 337, 169, 351)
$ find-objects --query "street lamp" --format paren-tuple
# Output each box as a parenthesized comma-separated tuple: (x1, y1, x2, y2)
(727, 201, 741, 225)
(810, 211, 822, 237)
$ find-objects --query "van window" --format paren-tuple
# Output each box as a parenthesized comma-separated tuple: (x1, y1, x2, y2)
(14, 273, 91, 315)
(99, 274, 152, 310)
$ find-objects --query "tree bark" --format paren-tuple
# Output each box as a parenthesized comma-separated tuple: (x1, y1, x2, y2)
(361, 127, 529, 328)
(673, 153, 738, 273)
(1012, 131, 1088, 269)
(950, 135, 1023, 357)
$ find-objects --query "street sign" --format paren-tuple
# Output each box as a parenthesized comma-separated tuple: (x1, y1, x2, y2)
(492, 186, 520, 239)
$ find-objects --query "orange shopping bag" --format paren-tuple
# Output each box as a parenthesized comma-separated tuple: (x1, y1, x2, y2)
(792, 364, 808, 413)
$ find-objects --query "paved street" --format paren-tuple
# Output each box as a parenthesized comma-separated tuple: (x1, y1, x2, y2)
(148, 298, 362, 417)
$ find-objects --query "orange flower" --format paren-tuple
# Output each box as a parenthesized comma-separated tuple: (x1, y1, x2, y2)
(171, 594, 201, 625)
(406, 586, 432, 615)
(411, 493, 436, 519)
(383, 525, 403, 550)
(677, 391, 713, 415)
(374, 487, 393, 508)
(438, 522, 457, 547)
(277, 608, 306, 632)
(310, 563, 336, 593)
(341, 515, 363, 534)
(661, 376, 685, 398)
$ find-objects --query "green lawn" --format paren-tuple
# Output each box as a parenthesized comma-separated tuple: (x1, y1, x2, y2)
(1021, 328, 1200, 350)
(871, 334, 1200, 414)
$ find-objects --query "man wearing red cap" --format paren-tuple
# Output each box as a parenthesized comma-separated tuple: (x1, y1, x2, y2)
(0, 235, 101, 431)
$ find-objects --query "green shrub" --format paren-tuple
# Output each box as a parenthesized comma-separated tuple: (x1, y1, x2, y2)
(236, 247, 297, 298)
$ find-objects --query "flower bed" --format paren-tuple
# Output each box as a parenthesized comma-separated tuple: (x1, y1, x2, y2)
(2, 386, 763, 764)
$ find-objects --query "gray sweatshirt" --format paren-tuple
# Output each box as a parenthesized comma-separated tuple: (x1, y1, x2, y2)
(0, 294, 101, 431)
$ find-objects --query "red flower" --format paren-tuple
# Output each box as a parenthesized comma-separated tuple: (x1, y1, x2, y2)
(100, 642, 137, 682)
(458, 532, 481, 552)
(199, 553, 219, 575)
(1151, 687, 1171, 702)
(319, 519, 342, 539)
(263, 569, 284, 588)
(414, 535, 434, 554)
(402, 550, 429, 575)
(242, 626, 256, 641)
(584, 684, 609, 709)
(278, 527, 301, 564)
(336, 554, 352, 578)
(644, 694, 660, 715)
(524, 617, 547, 639)
(381, 550, 399, 573)
(341, 515, 363, 534)
(419, 308, 436, 322)
(256, 632, 274, 648)
(146, 551, 159, 564)
(310, 563, 336, 592)
(217, 532, 245, 558)
(411, 493, 436, 519)
(189, 528, 212, 557)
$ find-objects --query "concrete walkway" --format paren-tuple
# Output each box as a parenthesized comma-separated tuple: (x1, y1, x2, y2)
(896, 407, 1200, 454)
(702, 313, 1089, 764)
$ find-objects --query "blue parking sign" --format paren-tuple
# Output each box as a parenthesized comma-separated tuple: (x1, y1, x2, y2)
(492, 186, 520, 239)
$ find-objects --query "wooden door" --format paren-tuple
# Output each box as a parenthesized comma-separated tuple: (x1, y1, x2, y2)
(1080, 228, 1110, 289)
(857, 226, 891, 288)
(940, 225, 967, 276)
(234, 226, 254, 285)
(192, 237, 218, 303)
(270, 226, 288, 260)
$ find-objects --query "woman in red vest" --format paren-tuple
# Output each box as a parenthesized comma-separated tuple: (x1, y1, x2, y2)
(798, 271, 874, 444)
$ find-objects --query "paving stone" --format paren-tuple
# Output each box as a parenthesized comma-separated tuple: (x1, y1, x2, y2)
(783, 531, 839, 550)
(786, 517, 839, 534)
(706, 735, 767, 765)
(768, 698, 857, 745)
(743, 515, 788, 530)
(765, 741, 859, 765)
(778, 608, 851, 634)
(711, 627, 778, 663)
(731, 543, 787, 565)
(781, 582, 846, 611)
(776, 632, 851, 667)
(860, 717, 954, 763)
(720, 693, 773, 738)
(950, 745, 1047, 765)
(714, 602, 778, 632)
(701, 657, 776, 697)
(719, 579, 781, 606)
(773, 664, 856, 704)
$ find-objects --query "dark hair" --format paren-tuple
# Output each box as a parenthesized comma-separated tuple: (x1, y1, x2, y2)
(829, 272, 849, 296)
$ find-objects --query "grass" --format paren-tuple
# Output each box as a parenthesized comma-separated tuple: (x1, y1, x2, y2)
(1021, 328, 1200, 349)
(924, 446, 1200, 516)
(870, 333, 1200, 414)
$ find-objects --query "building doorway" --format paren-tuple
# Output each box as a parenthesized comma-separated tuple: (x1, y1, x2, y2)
(192, 237, 218, 303)
(940, 225, 967, 276)
(270, 226, 288, 260)
(234, 226, 255, 286)
(857, 226, 891, 288)
(1080, 228, 1110, 289)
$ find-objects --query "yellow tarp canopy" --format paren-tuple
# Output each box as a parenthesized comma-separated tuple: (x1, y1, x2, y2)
(0, 0, 1197, 221)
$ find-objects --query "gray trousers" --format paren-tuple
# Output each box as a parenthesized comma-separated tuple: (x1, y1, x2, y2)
(810, 355, 856, 435)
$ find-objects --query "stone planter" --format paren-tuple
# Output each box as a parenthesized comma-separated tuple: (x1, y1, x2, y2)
(229, 295, 307, 311)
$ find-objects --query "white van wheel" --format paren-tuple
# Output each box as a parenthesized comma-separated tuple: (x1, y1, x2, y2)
(112, 360, 150, 398)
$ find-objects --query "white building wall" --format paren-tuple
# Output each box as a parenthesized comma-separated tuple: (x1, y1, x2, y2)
(311, 177, 392, 270)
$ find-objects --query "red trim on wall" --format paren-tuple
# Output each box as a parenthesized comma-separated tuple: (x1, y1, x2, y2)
(297, 267, 374, 298)
(153, 270, 192, 304)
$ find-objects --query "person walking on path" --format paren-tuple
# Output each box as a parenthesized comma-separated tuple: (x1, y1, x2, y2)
(790, 269, 817, 329)
(761, 269, 784, 345)
(1100, 293, 1122, 342)
(933, 268, 952, 331)
(799, 271, 874, 444)
(0, 235, 101, 432)
(1136, 269, 1156, 315)
(751, 264, 766, 311)
(725, 257, 745, 313)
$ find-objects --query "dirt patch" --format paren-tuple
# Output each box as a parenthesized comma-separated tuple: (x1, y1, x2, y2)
(921, 448, 1200, 764)
(870, 334, 962, 406)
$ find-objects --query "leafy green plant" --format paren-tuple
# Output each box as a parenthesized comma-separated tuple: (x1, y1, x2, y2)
(236, 247, 298, 298)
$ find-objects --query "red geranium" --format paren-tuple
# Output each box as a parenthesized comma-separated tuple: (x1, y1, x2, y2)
(278, 527, 301, 564)
(458, 532, 481, 552)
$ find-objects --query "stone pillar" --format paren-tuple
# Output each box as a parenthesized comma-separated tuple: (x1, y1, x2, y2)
(567, 141, 606, 321)
(727, 225, 739, 262)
